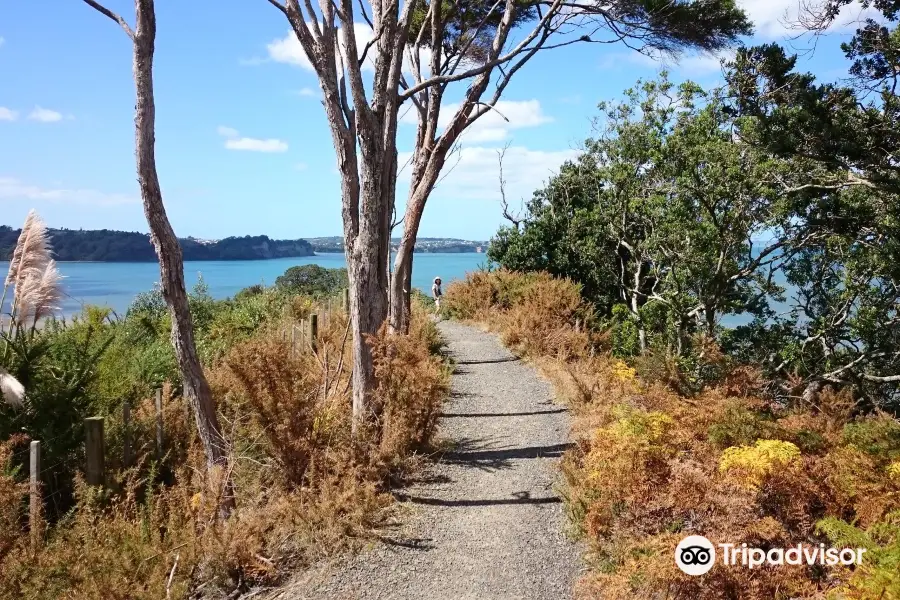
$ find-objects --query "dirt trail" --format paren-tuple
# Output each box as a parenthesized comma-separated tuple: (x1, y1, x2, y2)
(280, 320, 580, 600)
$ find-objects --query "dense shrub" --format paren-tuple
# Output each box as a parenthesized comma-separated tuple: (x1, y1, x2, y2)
(444, 269, 595, 359)
(275, 264, 348, 298)
(0, 280, 449, 599)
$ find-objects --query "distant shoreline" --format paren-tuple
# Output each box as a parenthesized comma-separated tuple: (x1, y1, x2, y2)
(1, 250, 487, 265)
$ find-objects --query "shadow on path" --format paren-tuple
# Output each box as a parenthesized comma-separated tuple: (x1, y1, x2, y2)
(455, 356, 521, 365)
(396, 491, 561, 508)
(441, 408, 568, 418)
(437, 440, 573, 470)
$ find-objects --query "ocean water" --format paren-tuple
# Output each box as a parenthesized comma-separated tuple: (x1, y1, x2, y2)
(0, 253, 491, 317)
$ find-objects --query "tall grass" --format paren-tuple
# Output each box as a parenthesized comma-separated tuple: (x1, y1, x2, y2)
(445, 270, 900, 600)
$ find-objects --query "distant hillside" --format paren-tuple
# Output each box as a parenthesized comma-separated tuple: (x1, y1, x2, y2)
(308, 236, 487, 253)
(0, 227, 314, 262)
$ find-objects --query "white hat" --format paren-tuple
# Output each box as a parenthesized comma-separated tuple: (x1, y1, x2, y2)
(434, 276, 441, 282)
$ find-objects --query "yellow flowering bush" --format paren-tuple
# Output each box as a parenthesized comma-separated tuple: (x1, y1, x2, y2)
(719, 439, 802, 488)
(888, 461, 900, 481)
(609, 405, 672, 442)
(612, 360, 637, 381)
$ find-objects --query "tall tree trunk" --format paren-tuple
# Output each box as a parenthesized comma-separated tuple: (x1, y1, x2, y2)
(705, 306, 717, 339)
(389, 195, 424, 333)
(389, 156, 439, 333)
(389, 244, 414, 333)
(346, 190, 392, 434)
(132, 0, 233, 510)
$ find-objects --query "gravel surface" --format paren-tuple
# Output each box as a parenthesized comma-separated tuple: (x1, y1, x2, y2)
(274, 320, 581, 600)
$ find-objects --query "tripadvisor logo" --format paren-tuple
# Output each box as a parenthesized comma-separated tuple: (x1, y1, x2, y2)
(676, 535, 716, 575)
(675, 535, 867, 575)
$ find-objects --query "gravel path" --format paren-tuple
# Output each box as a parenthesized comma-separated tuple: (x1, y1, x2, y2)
(279, 320, 580, 600)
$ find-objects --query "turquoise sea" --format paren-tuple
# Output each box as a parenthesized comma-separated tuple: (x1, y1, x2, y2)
(0, 253, 491, 317)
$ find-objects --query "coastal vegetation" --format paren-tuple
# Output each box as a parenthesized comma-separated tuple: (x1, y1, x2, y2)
(1, 0, 892, 593)
(0, 227, 314, 262)
(447, 7, 900, 594)
(444, 270, 900, 598)
(0, 222, 448, 598)
(252, 0, 753, 428)
(275, 264, 349, 297)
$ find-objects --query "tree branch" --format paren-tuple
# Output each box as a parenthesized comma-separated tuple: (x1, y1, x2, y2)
(80, 0, 135, 39)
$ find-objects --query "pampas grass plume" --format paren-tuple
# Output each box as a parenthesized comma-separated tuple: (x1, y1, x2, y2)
(0, 367, 25, 407)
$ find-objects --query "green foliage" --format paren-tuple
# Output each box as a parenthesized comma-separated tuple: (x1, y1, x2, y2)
(817, 512, 900, 598)
(490, 73, 792, 361)
(843, 415, 900, 458)
(610, 304, 640, 358)
(707, 402, 770, 448)
(275, 264, 348, 298)
(0, 310, 115, 517)
(489, 40, 900, 406)
(724, 9, 900, 407)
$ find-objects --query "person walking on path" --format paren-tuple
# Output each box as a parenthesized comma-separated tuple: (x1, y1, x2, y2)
(431, 276, 443, 313)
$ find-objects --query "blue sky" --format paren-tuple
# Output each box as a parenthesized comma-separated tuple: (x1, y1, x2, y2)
(0, 0, 866, 241)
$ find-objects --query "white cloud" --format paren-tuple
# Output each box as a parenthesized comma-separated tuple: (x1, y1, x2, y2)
(295, 162, 309, 171)
(401, 99, 552, 144)
(740, 0, 877, 38)
(399, 145, 579, 202)
(267, 31, 315, 71)
(0, 107, 17, 121)
(267, 26, 429, 75)
(217, 126, 288, 152)
(599, 47, 735, 77)
(677, 52, 732, 75)
(28, 106, 63, 123)
(225, 138, 289, 152)
(0, 176, 137, 206)
(0, 37, 5, 48)
(295, 87, 316, 97)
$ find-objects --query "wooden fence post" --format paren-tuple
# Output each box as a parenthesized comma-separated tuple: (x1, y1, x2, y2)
(290, 323, 296, 358)
(123, 400, 132, 468)
(85, 417, 105, 487)
(29, 440, 41, 548)
(308, 313, 318, 353)
(342, 289, 350, 312)
(155, 388, 164, 462)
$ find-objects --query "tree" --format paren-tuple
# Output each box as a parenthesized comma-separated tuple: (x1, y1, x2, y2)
(387, 0, 754, 334)
(275, 264, 349, 296)
(725, 2, 900, 405)
(491, 74, 796, 354)
(263, 0, 751, 429)
(78, 0, 234, 510)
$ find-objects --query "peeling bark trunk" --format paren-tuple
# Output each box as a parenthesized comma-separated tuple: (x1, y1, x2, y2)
(389, 151, 442, 333)
(389, 193, 426, 333)
(347, 189, 392, 434)
(631, 267, 647, 354)
(132, 0, 233, 510)
(801, 380, 823, 405)
(389, 244, 414, 333)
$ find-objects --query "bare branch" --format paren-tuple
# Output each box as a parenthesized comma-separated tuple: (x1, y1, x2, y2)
(264, 0, 288, 15)
(497, 142, 523, 228)
(80, 0, 135, 39)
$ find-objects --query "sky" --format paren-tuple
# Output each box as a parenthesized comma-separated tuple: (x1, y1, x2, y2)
(0, 0, 871, 242)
